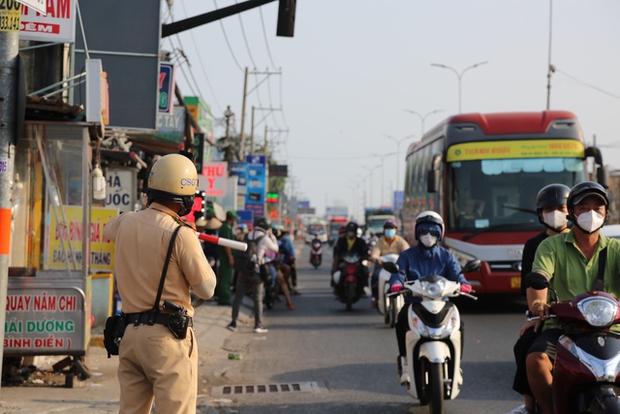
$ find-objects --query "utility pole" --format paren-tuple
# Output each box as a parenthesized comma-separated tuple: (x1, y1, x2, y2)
(0, 15, 22, 390)
(239, 67, 249, 160)
(264, 124, 268, 158)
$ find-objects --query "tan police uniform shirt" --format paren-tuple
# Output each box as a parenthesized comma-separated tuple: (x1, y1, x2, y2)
(103, 202, 215, 317)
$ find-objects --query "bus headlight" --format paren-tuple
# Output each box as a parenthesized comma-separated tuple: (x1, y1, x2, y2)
(448, 247, 478, 268)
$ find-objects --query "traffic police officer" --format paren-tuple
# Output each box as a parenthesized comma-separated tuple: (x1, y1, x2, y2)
(104, 152, 216, 414)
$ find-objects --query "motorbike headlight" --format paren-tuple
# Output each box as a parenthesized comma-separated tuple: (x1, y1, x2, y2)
(440, 308, 460, 338)
(421, 279, 445, 299)
(577, 297, 618, 327)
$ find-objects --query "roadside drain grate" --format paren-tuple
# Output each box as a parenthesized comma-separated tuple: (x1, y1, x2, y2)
(212, 381, 319, 396)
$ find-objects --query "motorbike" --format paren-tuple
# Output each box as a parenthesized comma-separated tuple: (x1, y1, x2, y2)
(527, 279, 620, 414)
(383, 260, 478, 414)
(332, 251, 367, 311)
(376, 253, 403, 328)
(310, 236, 323, 269)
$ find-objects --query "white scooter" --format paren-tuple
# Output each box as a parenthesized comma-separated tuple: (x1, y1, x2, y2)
(383, 260, 479, 414)
(376, 253, 403, 327)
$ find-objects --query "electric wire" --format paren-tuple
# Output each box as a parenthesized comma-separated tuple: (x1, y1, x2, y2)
(235, 0, 258, 69)
(555, 69, 620, 100)
(179, 0, 224, 114)
(258, 6, 278, 69)
(213, 0, 244, 72)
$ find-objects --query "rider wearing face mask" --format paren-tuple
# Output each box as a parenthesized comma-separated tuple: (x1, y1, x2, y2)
(369, 220, 410, 308)
(507, 183, 570, 414)
(388, 211, 471, 386)
(525, 181, 620, 414)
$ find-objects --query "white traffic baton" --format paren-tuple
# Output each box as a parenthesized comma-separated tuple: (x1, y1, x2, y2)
(197, 232, 247, 251)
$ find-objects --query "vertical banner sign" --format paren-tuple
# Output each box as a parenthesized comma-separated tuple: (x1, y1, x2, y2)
(198, 162, 228, 197)
(0, 156, 9, 254)
(229, 162, 248, 195)
(245, 155, 266, 218)
(20, 0, 76, 42)
(158, 62, 175, 114)
(0, 0, 21, 32)
(393, 190, 404, 212)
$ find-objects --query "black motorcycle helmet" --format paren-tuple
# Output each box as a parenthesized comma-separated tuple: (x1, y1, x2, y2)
(345, 222, 358, 237)
(567, 181, 609, 212)
(567, 181, 609, 233)
(535, 184, 570, 227)
(254, 217, 271, 230)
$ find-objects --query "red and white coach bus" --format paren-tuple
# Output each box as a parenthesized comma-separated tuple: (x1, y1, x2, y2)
(401, 111, 607, 294)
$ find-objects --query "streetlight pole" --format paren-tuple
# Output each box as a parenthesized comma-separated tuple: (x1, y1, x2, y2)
(546, 0, 554, 109)
(370, 152, 397, 206)
(403, 109, 442, 137)
(361, 164, 381, 208)
(431, 61, 488, 113)
(384, 134, 415, 192)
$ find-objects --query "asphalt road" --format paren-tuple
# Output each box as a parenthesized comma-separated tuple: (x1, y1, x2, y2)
(205, 240, 529, 414)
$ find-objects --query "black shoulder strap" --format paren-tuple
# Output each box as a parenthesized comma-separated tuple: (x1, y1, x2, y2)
(147, 225, 183, 324)
(593, 246, 607, 291)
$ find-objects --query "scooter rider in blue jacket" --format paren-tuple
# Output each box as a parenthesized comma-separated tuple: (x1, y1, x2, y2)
(389, 211, 472, 386)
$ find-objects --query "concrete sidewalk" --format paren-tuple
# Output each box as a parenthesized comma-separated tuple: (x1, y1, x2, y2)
(0, 297, 252, 414)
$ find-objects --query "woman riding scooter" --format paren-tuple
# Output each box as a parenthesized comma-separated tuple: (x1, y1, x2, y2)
(389, 211, 472, 386)
(370, 219, 410, 308)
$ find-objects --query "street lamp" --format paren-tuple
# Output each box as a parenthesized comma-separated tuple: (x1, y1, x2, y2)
(403, 109, 442, 137)
(370, 151, 397, 206)
(360, 164, 381, 208)
(384, 134, 416, 192)
(431, 61, 488, 113)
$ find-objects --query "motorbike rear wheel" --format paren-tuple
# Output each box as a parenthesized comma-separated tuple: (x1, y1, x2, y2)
(428, 362, 444, 414)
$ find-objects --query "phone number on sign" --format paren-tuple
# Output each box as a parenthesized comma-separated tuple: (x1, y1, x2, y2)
(0, 14, 20, 31)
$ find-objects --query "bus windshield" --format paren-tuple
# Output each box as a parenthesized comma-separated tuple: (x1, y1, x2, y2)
(447, 157, 586, 232)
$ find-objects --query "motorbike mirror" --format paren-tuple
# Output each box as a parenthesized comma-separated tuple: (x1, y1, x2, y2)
(382, 261, 400, 273)
(463, 259, 481, 273)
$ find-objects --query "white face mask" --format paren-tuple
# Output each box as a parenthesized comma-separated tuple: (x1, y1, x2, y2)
(576, 210, 605, 233)
(543, 210, 568, 231)
(419, 234, 438, 248)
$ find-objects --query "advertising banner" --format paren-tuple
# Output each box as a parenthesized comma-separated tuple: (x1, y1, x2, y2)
(244, 155, 266, 218)
(47, 206, 118, 272)
(199, 162, 228, 197)
(158, 63, 175, 114)
(19, 0, 75, 42)
(230, 162, 248, 195)
(105, 169, 136, 213)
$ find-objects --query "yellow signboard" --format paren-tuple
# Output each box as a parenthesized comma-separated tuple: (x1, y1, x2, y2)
(446, 139, 585, 162)
(0, 1, 21, 32)
(47, 206, 118, 271)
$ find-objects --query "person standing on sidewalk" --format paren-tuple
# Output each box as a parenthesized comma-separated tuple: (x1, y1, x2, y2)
(104, 152, 216, 414)
(227, 217, 279, 333)
(217, 211, 237, 305)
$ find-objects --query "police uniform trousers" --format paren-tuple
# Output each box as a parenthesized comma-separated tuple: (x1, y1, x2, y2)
(118, 323, 197, 414)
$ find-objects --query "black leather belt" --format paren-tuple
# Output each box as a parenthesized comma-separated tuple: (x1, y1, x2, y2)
(124, 312, 193, 327)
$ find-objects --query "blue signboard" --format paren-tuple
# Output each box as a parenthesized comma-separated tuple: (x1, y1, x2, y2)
(244, 155, 266, 217)
(393, 190, 404, 212)
(158, 63, 175, 114)
(236, 209, 253, 227)
(229, 162, 248, 187)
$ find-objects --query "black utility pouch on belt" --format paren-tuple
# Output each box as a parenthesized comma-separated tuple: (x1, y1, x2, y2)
(103, 314, 125, 357)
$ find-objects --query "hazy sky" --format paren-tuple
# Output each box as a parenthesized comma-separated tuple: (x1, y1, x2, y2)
(166, 0, 620, 221)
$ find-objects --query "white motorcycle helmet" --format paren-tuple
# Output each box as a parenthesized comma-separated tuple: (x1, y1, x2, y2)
(147, 152, 199, 216)
(414, 211, 445, 246)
